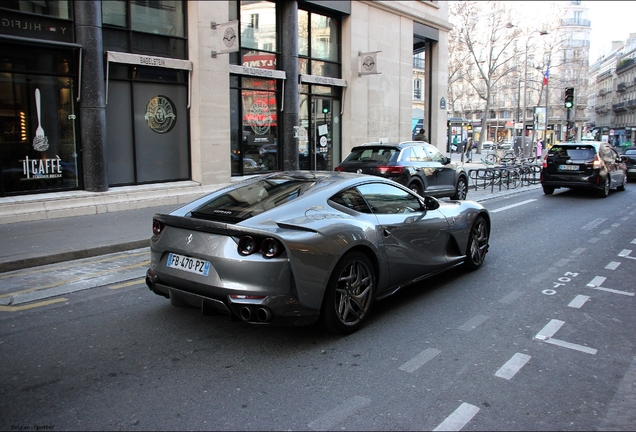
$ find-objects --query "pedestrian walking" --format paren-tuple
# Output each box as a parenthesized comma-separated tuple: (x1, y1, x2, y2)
(414, 128, 427, 141)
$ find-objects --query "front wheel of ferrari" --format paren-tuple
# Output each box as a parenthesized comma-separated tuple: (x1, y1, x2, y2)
(321, 252, 375, 334)
(464, 215, 489, 270)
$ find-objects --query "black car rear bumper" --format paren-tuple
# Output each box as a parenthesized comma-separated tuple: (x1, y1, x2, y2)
(541, 171, 604, 190)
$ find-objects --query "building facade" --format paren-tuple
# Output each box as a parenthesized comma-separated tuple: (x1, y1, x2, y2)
(0, 0, 451, 201)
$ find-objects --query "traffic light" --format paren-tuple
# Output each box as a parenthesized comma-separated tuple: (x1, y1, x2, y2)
(564, 87, 574, 109)
(322, 100, 330, 114)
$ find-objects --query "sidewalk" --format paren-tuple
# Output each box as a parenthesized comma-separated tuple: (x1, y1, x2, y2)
(0, 155, 539, 273)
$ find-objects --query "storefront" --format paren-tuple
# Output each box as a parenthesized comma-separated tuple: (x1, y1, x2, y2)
(0, 5, 81, 197)
(229, 1, 345, 175)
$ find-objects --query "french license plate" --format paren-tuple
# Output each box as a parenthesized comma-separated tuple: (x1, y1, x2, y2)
(167, 253, 210, 276)
(629, 168, 636, 172)
(559, 164, 579, 171)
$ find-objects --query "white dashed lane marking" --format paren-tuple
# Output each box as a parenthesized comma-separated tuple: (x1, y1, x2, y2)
(458, 314, 489, 332)
(568, 295, 590, 309)
(433, 403, 480, 431)
(307, 396, 371, 431)
(399, 348, 441, 373)
(495, 353, 531, 380)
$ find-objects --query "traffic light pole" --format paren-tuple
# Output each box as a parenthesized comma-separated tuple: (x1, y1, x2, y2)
(566, 107, 571, 141)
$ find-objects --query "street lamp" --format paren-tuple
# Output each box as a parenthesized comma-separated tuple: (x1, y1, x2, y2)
(506, 23, 548, 157)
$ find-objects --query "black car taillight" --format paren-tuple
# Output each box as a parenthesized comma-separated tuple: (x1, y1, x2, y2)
(334, 166, 345, 172)
(152, 219, 165, 236)
(377, 166, 403, 175)
(237, 235, 284, 258)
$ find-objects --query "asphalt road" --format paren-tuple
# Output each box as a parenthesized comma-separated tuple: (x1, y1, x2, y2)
(1, 186, 635, 431)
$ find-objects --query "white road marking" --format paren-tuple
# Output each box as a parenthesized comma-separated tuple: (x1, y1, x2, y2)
(618, 249, 636, 260)
(543, 338, 597, 355)
(600, 230, 611, 235)
(632, 238, 636, 244)
(587, 276, 606, 287)
(582, 218, 607, 230)
(499, 291, 523, 304)
(490, 199, 536, 213)
(572, 248, 586, 255)
(605, 261, 621, 270)
(307, 396, 371, 430)
(588, 237, 600, 243)
(568, 295, 590, 309)
(399, 348, 441, 373)
(534, 319, 597, 355)
(611, 223, 621, 228)
(592, 286, 635, 296)
(495, 353, 531, 380)
(433, 403, 480, 432)
(535, 319, 565, 340)
(458, 314, 489, 332)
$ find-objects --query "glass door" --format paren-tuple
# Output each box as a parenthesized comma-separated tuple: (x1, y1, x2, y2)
(299, 95, 340, 170)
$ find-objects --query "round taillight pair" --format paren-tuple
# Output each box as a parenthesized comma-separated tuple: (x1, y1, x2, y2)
(152, 219, 165, 236)
(237, 236, 283, 258)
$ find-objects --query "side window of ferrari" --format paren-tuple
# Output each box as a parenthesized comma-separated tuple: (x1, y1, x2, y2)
(356, 183, 422, 214)
(329, 188, 372, 213)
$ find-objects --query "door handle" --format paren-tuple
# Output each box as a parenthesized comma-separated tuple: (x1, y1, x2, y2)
(383, 228, 392, 237)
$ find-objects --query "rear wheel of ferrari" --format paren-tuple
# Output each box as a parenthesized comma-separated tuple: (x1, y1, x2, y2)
(464, 215, 489, 270)
(322, 252, 375, 334)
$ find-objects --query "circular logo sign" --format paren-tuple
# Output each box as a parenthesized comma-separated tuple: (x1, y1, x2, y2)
(145, 95, 177, 134)
(362, 56, 375, 72)
(249, 100, 272, 135)
(223, 27, 237, 49)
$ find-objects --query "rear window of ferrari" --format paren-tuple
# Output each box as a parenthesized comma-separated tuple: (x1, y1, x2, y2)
(191, 177, 315, 223)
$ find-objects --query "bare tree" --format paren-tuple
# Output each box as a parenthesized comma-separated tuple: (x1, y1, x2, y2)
(450, 1, 518, 150)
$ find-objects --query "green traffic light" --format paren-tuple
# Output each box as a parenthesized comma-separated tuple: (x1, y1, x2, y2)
(564, 101, 573, 108)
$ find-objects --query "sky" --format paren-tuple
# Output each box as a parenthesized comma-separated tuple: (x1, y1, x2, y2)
(586, 1, 636, 61)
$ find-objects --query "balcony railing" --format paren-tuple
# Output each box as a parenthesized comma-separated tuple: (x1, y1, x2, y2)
(617, 82, 627, 92)
(560, 18, 591, 27)
(612, 102, 627, 112)
(628, 99, 636, 110)
(616, 58, 636, 74)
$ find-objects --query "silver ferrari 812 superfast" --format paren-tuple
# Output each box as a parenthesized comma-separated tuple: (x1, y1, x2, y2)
(146, 171, 490, 334)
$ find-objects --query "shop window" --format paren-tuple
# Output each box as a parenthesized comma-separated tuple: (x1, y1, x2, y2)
(0, 1, 70, 19)
(102, 0, 186, 59)
(0, 45, 80, 196)
(230, 76, 280, 176)
(240, 1, 276, 52)
(298, 9, 340, 77)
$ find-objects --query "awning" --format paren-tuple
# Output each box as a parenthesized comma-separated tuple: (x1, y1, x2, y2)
(105, 51, 193, 108)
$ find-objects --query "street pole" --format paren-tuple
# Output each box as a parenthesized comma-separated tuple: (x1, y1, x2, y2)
(521, 40, 529, 157)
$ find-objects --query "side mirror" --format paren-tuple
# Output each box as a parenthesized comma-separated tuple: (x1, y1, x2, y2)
(423, 196, 440, 210)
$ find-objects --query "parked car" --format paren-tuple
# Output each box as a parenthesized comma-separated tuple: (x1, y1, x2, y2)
(541, 141, 628, 197)
(146, 171, 490, 334)
(481, 141, 495, 151)
(334, 141, 469, 200)
(620, 146, 636, 181)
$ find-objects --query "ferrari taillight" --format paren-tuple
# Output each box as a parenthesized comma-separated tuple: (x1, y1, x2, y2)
(152, 219, 165, 236)
(237, 235, 284, 258)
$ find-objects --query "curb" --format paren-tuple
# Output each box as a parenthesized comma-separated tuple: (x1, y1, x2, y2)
(0, 239, 149, 274)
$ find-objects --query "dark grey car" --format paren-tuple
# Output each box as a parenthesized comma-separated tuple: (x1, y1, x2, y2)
(541, 141, 627, 197)
(335, 142, 469, 200)
(146, 171, 490, 334)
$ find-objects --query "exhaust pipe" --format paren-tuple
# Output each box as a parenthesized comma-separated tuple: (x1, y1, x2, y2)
(256, 307, 273, 323)
(240, 307, 252, 322)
